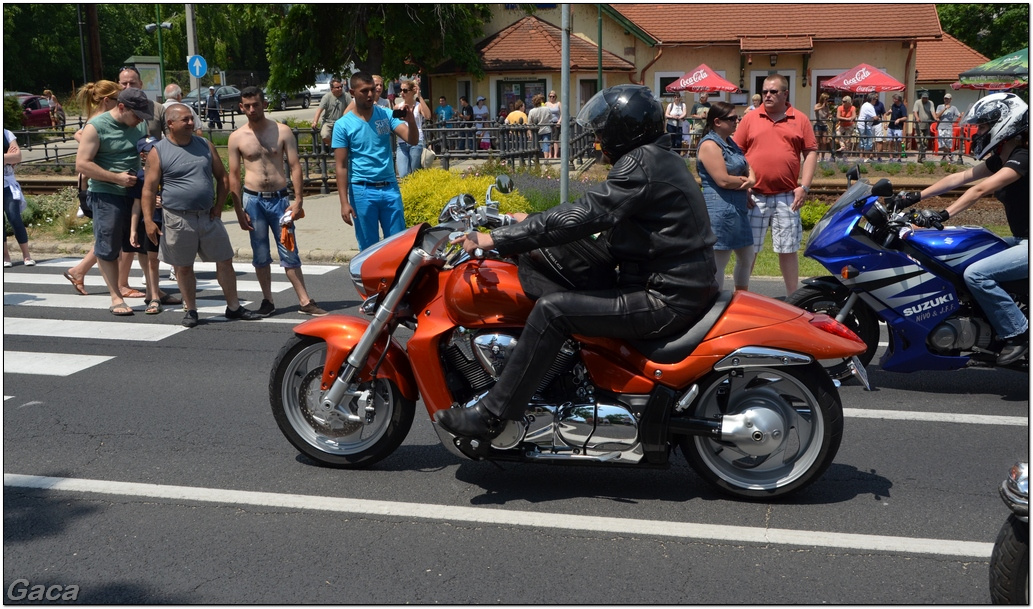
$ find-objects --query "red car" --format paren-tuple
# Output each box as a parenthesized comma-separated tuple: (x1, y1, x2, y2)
(16, 95, 55, 128)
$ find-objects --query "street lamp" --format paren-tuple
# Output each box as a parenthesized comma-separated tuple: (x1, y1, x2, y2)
(145, 6, 172, 92)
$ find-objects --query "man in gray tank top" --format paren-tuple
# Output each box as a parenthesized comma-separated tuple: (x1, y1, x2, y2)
(140, 104, 260, 328)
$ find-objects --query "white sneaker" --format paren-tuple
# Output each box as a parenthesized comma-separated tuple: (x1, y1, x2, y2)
(23, 259, 35, 267)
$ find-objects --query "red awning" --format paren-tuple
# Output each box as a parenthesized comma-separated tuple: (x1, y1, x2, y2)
(665, 64, 740, 93)
(822, 63, 905, 93)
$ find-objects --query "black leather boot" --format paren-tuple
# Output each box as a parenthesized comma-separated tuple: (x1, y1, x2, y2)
(435, 403, 506, 440)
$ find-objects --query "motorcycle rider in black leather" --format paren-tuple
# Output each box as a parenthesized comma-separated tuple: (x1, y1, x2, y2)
(435, 84, 719, 441)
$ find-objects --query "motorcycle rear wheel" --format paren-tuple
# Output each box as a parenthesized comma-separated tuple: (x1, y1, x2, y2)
(989, 514, 1029, 605)
(270, 335, 415, 468)
(679, 362, 843, 499)
(786, 285, 881, 380)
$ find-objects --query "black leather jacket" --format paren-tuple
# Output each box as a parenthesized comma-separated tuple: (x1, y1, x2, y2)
(491, 134, 718, 315)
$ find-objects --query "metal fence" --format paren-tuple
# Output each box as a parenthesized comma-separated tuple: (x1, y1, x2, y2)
(12, 116, 599, 194)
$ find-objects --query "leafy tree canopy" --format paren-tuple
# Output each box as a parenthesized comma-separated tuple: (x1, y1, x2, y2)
(937, 4, 1029, 60)
(266, 4, 493, 92)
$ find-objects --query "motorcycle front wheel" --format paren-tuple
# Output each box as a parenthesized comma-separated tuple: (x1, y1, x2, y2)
(679, 362, 843, 499)
(270, 335, 415, 468)
(989, 514, 1029, 604)
(786, 285, 881, 380)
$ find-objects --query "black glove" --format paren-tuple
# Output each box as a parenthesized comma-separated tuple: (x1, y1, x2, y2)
(912, 208, 950, 229)
(900, 191, 922, 206)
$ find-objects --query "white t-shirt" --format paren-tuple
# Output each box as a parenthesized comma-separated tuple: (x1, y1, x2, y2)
(858, 102, 878, 129)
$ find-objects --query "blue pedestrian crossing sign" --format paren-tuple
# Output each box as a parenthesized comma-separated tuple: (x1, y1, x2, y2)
(188, 55, 208, 79)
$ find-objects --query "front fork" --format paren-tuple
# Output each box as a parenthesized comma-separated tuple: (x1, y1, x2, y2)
(319, 247, 436, 422)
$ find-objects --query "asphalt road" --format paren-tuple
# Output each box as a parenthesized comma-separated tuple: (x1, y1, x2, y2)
(3, 258, 1028, 604)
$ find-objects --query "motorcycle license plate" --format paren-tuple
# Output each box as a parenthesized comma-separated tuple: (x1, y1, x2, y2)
(848, 356, 872, 391)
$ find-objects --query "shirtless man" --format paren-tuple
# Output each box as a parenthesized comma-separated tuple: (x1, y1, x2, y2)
(227, 86, 326, 316)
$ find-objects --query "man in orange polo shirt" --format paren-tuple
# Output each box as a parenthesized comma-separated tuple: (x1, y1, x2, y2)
(733, 73, 817, 297)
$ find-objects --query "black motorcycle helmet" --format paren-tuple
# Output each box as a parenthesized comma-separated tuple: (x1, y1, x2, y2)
(575, 84, 665, 163)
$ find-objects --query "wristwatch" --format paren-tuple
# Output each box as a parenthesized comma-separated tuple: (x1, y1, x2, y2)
(800, 185, 811, 194)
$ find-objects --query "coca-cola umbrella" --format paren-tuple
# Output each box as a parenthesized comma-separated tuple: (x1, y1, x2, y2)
(665, 64, 740, 93)
(822, 63, 905, 93)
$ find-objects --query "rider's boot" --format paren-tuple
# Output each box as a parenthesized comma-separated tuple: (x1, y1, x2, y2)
(997, 329, 1029, 366)
(435, 403, 506, 440)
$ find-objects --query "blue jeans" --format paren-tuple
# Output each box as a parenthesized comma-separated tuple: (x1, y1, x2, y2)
(395, 141, 424, 179)
(963, 237, 1029, 339)
(349, 183, 405, 251)
(243, 192, 301, 269)
(4, 186, 27, 244)
(539, 132, 551, 155)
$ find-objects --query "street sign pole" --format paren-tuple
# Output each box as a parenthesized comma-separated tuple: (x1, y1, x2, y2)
(185, 4, 200, 93)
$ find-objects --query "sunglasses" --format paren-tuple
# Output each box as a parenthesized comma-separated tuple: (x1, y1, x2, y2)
(762, 89, 784, 96)
(401, 88, 413, 93)
(719, 114, 739, 122)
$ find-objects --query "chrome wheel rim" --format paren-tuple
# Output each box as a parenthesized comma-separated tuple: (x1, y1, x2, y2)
(280, 342, 393, 455)
(693, 368, 825, 491)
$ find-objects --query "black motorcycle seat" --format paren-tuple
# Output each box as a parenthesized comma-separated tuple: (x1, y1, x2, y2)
(629, 291, 733, 364)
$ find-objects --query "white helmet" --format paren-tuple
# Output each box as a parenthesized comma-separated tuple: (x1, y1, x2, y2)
(962, 92, 1028, 159)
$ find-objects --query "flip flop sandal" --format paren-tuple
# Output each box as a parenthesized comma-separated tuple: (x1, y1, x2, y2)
(120, 287, 146, 298)
(110, 303, 135, 316)
(63, 271, 88, 296)
(145, 299, 163, 315)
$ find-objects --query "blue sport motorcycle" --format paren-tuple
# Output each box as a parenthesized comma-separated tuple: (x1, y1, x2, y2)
(786, 168, 1029, 382)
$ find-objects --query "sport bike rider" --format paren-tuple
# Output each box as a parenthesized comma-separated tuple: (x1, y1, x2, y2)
(907, 92, 1029, 365)
(435, 84, 719, 441)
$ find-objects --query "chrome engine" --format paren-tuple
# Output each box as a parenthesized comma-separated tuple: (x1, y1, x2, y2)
(441, 328, 646, 463)
(928, 316, 994, 352)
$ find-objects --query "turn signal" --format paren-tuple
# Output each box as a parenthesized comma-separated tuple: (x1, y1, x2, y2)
(809, 313, 864, 345)
(840, 266, 859, 279)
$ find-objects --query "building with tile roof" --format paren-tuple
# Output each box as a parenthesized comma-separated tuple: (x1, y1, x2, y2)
(428, 4, 988, 132)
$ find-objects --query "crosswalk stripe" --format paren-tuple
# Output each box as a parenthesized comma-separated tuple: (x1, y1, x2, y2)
(29, 257, 339, 276)
(4, 351, 115, 376)
(2, 292, 263, 313)
(4, 275, 294, 295)
(4, 317, 187, 341)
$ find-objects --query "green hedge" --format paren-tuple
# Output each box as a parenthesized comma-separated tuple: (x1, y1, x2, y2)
(399, 168, 533, 227)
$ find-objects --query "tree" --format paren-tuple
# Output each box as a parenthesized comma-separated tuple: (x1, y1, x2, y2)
(265, 4, 493, 92)
(937, 4, 1030, 60)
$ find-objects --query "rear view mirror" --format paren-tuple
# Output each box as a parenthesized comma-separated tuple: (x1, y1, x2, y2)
(495, 175, 513, 194)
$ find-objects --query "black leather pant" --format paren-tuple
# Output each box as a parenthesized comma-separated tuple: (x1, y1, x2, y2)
(481, 287, 698, 420)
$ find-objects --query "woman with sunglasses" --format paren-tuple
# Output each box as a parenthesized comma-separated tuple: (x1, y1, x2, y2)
(696, 101, 756, 292)
(394, 79, 432, 178)
(545, 91, 562, 158)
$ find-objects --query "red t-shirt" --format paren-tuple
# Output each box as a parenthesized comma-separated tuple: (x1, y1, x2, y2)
(733, 103, 817, 195)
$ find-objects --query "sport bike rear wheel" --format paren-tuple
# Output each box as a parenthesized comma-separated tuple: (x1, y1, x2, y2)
(786, 285, 880, 380)
(270, 335, 415, 468)
(679, 362, 843, 499)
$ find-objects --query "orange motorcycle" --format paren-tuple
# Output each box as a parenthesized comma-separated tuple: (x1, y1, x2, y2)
(270, 178, 870, 499)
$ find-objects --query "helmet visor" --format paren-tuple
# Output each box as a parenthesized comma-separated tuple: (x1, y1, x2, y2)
(575, 90, 612, 132)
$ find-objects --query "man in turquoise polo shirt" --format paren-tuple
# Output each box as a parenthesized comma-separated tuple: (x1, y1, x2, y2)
(332, 71, 418, 251)
(75, 87, 151, 316)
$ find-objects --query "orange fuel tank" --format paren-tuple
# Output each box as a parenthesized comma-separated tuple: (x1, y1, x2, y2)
(443, 259, 535, 327)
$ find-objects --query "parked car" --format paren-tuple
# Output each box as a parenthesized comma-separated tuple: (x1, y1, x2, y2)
(12, 95, 54, 129)
(183, 85, 242, 115)
(266, 88, 311, 111)
(306, 72, 333, 98)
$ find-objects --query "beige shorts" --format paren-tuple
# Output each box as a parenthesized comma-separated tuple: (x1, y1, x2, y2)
(159, 207, 234, 267)
(320, 122, 334, 142)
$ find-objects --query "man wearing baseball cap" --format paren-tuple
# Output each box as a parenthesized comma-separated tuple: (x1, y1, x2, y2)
(74, 86, 152, 315)
(912, 89, 935, 162)
(204, 85, 223, 129)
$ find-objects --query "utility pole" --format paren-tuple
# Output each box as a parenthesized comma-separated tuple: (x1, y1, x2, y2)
(561, 4, 571, 205)
(185, 4, 200, 93)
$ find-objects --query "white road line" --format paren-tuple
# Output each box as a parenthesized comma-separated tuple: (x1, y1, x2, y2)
(29, 258, 339, 275)
(4, 276, 294, 295)
(2, 473, 994, 558)
(3, 351, 114, 376)
(2, 292, 263, 313)
(3, 317, 187, 341)
(844, 408, 1028, 426)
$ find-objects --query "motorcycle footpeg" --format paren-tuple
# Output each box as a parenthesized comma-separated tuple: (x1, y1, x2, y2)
(453, 436, 496, 461)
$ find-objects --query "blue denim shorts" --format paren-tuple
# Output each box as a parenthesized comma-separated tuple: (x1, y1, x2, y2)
(243, 192, 301, 268)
